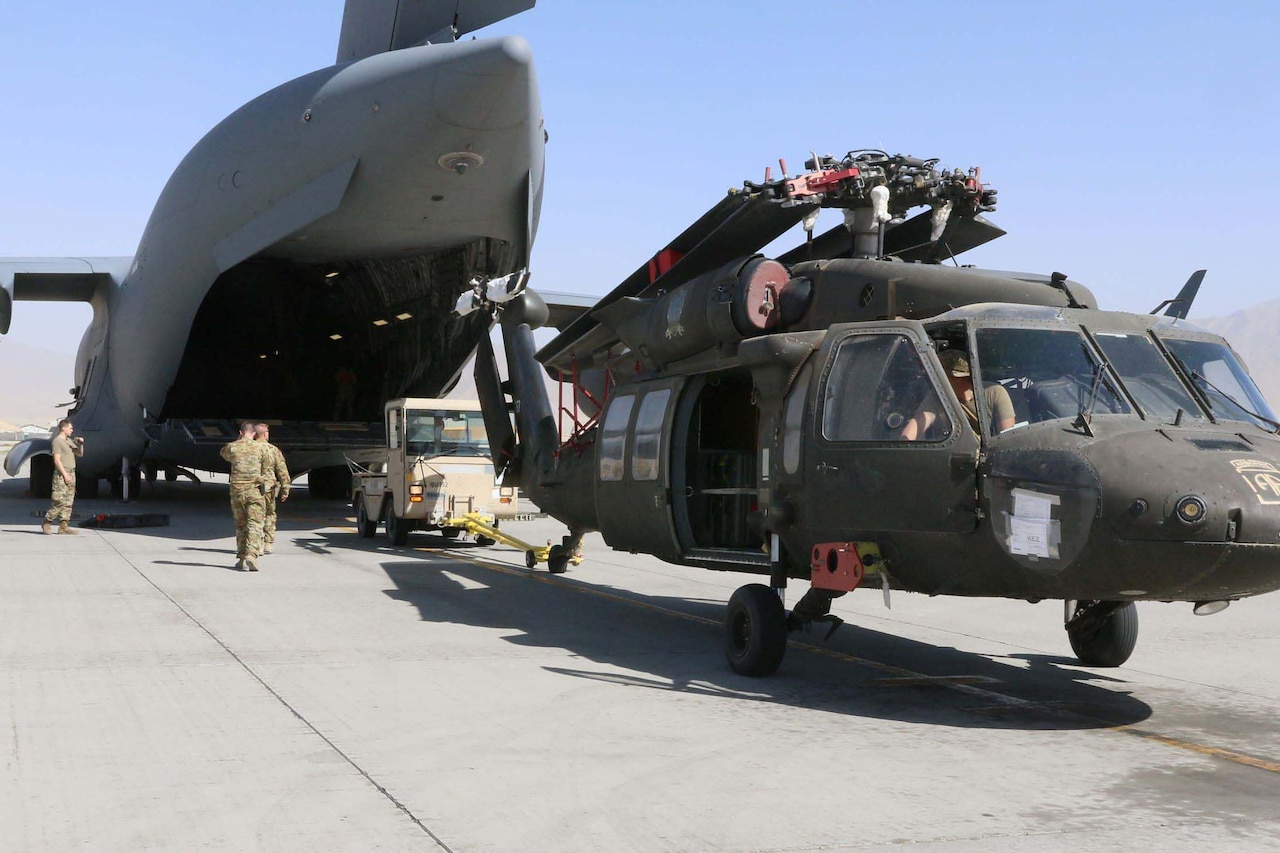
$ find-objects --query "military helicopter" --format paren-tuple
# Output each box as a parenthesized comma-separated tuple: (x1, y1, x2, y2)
(464, 149, 1280, 676)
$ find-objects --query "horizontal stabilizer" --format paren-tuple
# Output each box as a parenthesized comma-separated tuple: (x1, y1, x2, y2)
(338, 0, 536, 62)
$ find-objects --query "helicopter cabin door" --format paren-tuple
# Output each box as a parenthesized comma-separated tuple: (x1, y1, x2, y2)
(593, 379, 684, 561)
(805, 322, 979, 536)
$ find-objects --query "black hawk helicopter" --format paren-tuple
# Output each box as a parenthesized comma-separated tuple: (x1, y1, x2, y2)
(464, 150, 1280, 676)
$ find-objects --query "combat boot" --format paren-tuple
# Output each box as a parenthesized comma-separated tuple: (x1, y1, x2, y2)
(262, 543, 273, 554)
(235, 558, 245, 571)
(58, 521, 76, 535)
(42, 521, 53, 535)
(245, 557, 259, 572)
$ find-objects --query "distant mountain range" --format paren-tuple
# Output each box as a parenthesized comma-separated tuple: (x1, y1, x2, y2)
(0, 340, 75, 428)
(4, 299, 1278, 432)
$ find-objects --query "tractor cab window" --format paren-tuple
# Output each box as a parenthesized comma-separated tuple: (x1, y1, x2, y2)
(822, 334, 952, 443)
(975, 328, 1131, 426)
(1160, 337, 1278, 430)
(404, 410, 489, 458)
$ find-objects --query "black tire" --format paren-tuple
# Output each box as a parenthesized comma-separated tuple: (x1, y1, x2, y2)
(75, 474, 100, 500)
(476, 535, 496, 547)
(547, 544, 569, 574)
(525, 550, 537, 569)
(1068, 601, 1139, 667)
(724, 584, 788, 677)
(386, 509, 410, 546)
(308, 466, 350, 501)
(164, 468, 178, 482)
(29, 454, 53, 499)
(355, 499, 377, 538)
(441, 528, 462, 540)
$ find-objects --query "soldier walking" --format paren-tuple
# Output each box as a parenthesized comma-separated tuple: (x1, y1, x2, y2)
(42, 419, 84, 534)
(220, 421, 269, 571)
(253, 423, 290, 554)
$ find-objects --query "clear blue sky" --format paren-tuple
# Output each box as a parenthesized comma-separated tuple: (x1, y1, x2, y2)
(3, 0, 1278, 355)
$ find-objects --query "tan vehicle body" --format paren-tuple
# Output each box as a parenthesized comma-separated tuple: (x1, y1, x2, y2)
(351, 398, 517, 544)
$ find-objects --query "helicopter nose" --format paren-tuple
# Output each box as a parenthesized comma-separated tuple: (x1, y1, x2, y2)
(1088, 432, 1280, 545)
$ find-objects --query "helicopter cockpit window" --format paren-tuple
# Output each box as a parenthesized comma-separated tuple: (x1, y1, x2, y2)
(822, 334, 951, 443)
(405, 410, 490, 458)
(600, 394, 635, 482)
(1160, 337, 1278, 430)
(975, 328, 1131, 425)
(632, 389, 670, 482)
(1090, 332, 1203, 421)
(782, 363, 813, 473)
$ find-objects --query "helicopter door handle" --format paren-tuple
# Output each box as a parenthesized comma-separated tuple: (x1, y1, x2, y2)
(685, 486, 695, 498)
(816, 461, 840, 474)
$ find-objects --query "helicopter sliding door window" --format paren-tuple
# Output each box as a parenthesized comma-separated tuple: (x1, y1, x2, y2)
(822, 334, 951, 443)
(599, 394, 635, 482)
(632, 389, 671, 481)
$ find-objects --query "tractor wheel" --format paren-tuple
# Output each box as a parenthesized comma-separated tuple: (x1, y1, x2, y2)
(356, 500, 377, 538)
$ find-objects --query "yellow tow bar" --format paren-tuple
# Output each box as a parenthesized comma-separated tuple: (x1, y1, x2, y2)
(442, 512, 583, 572)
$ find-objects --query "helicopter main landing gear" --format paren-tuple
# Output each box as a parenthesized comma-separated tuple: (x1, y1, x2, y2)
(725, 584, 788, 676)
(1065, 600, 1139, 667)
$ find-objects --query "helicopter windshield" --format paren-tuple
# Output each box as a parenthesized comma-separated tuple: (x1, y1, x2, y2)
(404, 409, 490, 458)
(1089, 331, 1204, 422)
(1159, 337, 1278, 430)
(974, 328, 1131, 426)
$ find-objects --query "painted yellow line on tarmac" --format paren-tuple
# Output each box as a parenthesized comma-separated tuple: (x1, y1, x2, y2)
(411, 542, 1280, 777)
(1114, 727, 1280, 775)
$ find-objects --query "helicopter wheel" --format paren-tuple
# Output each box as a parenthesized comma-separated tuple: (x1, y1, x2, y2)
(1066, 600, 1138, 667)
(724, 584, 787, 677)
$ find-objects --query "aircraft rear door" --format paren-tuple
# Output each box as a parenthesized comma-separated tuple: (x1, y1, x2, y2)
(805, 322, 979, 536)
(593, 379, 684, 561)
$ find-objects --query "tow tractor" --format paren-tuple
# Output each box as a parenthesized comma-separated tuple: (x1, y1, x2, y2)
(350, 397, 578, 570)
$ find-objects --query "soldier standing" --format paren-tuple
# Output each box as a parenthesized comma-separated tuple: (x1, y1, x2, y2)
(42, 419, 84, 534)
(220, 421, 269, 571)
(253, 423, 290, 554)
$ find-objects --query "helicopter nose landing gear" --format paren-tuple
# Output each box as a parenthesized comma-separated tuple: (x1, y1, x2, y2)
(725, 584, 789, 676)
(1065, 600, 1139, 667)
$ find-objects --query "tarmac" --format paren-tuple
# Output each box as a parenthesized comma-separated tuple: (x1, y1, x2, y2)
(2, 475, 1278, 852)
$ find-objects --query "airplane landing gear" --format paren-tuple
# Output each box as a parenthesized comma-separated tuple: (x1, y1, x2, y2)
(1066, 600, 1139, 667)
(724, 584, 788, 676)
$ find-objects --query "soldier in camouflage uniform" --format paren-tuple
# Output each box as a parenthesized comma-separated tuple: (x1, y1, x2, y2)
(253, 423, 290, 554)
(220, 421, 269, 571)
(43, 419, 84, 534)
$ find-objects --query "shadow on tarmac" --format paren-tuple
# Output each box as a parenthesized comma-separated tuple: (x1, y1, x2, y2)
(0, 477, 352, 543)
(308, 528, 1154, 734)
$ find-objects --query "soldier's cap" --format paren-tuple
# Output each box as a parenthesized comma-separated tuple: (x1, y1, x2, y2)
(939, 349, 971, 377)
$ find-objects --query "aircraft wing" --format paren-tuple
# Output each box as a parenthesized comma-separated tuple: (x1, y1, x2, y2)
(337, 0, 536, 62)
(0, 257, 131, 334)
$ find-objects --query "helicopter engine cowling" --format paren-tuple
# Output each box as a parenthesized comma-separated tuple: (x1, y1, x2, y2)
(592, 256, 792, 368)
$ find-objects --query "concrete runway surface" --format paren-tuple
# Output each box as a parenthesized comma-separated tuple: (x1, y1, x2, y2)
(1, 477, 1278, 852)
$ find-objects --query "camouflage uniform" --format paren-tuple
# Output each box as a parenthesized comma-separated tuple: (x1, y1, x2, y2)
(220, 435, 268, 565)
(259, 440, 290, 551)
(44, 433, 82, 526)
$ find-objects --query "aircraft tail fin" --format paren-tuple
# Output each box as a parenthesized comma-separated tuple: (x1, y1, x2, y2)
(337, 0, 536, 63)
(1151, 269, 1206, 319)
